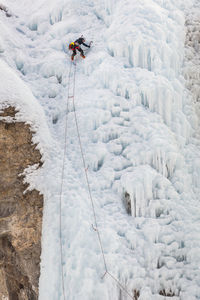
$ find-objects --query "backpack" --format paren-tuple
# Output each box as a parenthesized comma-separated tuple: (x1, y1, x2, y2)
(69, 42, 75, 50)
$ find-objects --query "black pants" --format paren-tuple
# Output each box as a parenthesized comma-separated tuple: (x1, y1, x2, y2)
(72, 47, 84, 57)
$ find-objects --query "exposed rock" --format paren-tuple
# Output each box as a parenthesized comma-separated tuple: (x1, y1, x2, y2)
(0, 4, 12, 17)
(0, 106, 43, 300)
(123, 191, 131, 215)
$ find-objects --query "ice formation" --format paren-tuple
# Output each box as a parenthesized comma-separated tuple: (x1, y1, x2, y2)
(0, 0, 200, 299)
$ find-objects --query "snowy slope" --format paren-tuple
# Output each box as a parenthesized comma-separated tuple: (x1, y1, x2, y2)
(1, 0, 200, 299)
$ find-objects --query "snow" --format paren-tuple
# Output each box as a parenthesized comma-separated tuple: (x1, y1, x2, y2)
(0, 0, 200, 299)
(0, 59, 52, 157)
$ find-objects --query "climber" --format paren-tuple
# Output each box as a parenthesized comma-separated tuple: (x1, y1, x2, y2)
(69, 36, 91, 61)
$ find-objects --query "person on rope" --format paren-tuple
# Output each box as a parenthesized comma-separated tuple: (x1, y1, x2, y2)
(69, 36, 90, 61)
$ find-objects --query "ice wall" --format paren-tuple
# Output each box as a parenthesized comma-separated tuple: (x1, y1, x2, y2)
(1, 0, 200, 299)
(90, 0, 200, 298)
(92, 0, 199, 209)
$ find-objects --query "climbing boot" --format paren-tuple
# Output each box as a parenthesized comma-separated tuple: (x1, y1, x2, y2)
(80, 54, 85, 59)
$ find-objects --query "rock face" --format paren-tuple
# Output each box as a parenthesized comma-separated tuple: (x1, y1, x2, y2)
(0, 106, 43, 300)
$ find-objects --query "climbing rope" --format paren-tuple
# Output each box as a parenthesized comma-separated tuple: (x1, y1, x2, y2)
(71, 63, 134, 300)
(59, 58, 134, 300)
(71, 62, 108, 273)
(59, 60, 73, 300)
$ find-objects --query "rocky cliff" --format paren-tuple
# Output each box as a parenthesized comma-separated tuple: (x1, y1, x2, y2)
(0, 106, 43, 300)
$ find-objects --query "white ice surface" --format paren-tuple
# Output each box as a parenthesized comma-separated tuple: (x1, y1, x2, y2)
(0, 0, 200, 299)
